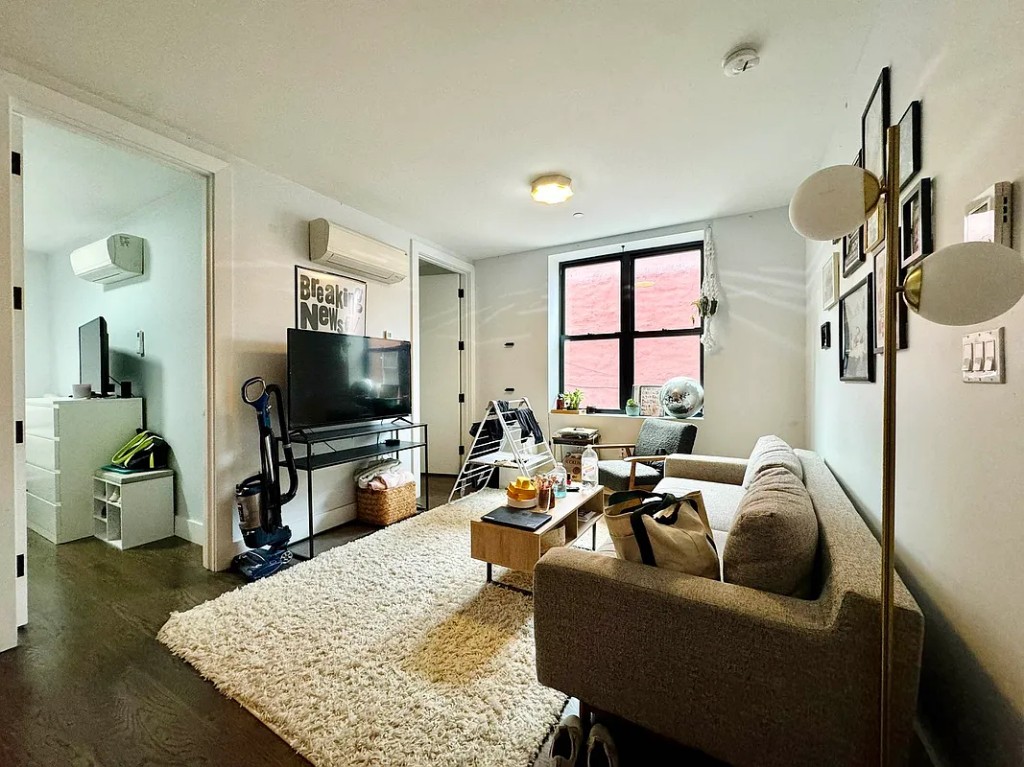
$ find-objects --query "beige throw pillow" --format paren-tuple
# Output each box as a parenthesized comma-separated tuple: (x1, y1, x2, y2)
(741, 434, 804, 488)
(723, 466, 818, 598)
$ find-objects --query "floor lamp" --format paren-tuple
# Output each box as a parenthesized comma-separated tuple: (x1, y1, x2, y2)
(789, 126, 1024, 765)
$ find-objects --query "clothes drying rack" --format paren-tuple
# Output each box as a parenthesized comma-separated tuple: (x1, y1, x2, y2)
(449, 398, 556, 502)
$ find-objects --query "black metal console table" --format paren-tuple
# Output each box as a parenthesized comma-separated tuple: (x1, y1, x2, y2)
(284, 419, 428, 559)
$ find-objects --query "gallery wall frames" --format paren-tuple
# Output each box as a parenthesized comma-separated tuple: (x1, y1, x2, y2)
(839, 274, 874, 382)
(898, 101, 922, 191)
(901, 177, 933, 270)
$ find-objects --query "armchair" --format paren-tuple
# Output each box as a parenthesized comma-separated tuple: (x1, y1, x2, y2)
(594, 419, 697, 491)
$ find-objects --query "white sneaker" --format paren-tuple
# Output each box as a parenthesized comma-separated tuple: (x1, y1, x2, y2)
(586, 723, 619, 767)
(108, 489, 120, 504)
(543, 714, 583, 766)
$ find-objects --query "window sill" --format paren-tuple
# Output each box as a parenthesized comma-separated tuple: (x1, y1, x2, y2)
(548, 411, 704, 422)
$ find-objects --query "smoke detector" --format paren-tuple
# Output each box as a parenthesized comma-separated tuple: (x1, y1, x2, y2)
(722, 46, 760, 77)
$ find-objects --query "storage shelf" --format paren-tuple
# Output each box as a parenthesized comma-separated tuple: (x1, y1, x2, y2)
(291, 421, 425, 445)
(286, 440, 426, 472)
(94, 494, 121, 507)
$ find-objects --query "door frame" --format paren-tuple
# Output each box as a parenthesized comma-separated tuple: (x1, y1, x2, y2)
(0, 73, 232, 649)
(410, 241, 475, 484)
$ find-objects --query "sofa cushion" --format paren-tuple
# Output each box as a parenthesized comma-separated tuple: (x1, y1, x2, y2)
(723, 466, 818, 598)
(653, 477, 745, 533)
(741, 435, 803, 488)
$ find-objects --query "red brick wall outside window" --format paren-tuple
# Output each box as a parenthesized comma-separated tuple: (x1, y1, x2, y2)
(560, 244, 703, 411)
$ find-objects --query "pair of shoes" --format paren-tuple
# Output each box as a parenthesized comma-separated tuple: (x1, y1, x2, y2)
(542, 715, 619, 767)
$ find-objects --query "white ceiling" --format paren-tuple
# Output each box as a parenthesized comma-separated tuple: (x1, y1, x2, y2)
(2, 1, 878, 259)
(22, 117, 196, 255)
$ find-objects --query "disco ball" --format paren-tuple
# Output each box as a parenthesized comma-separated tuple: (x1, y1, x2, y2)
(659, 377, 704, 419)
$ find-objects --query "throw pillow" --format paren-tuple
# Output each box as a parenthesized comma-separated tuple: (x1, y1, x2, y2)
(723, 466, 818, 598)
(741, 435, 804, 488)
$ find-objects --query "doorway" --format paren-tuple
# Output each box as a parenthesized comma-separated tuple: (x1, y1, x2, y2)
(16, 115, 208, 625)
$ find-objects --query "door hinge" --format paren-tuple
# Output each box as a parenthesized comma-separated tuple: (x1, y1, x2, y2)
(504, 387, 515, 393)
(458, 445, 465, 456)
(457, 288, 465, 299)
(15, 421, 24, 444)
(11, 152, 21, 176)
(458, 392, 465, 403)
(16, 554, 25, 579)
(458, 340, 465, 351)
(13, 286, 23, 311)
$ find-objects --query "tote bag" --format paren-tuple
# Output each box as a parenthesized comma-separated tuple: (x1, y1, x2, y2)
(604, 489, 720, 580)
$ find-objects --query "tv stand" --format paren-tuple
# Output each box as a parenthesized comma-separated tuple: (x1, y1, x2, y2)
(285, 420, 428, 559)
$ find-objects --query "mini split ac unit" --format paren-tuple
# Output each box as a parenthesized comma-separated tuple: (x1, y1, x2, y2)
(70, 234, 145, 285)
(308, 218, 408, 284)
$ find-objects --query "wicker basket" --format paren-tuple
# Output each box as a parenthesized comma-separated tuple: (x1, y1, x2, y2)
(356, 483, 417, 526)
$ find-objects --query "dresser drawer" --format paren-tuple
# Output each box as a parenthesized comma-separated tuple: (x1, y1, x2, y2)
(26, 492, 58, 543)
(26, 434, 59, 471)
(26, 463, 60, 503)
(25, 401, 58, 438)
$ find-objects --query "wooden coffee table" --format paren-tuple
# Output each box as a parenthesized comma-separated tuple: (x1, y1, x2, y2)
(470, 484, 605, 591)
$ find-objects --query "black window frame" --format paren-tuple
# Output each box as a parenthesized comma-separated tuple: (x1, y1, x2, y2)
(558, 241, 705, 413)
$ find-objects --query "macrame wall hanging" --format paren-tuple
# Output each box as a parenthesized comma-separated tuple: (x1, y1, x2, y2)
(693, 225, 723, 353)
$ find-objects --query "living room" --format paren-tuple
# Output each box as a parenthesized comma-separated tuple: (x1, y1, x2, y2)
(0, 2, 1022, 767)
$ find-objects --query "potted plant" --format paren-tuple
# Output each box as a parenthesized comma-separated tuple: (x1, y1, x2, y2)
(625, 398, 640, 417)
(563, 388, 583, 412)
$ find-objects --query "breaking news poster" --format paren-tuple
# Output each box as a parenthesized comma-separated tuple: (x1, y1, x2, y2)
(294, 265, 366, 335)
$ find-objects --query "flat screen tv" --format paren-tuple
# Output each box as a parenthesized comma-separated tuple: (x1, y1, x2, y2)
(287, 328, 412, 430)
(79, 317, 110, 395)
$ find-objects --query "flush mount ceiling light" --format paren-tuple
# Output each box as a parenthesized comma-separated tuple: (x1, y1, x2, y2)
(531, 174, 574, 204)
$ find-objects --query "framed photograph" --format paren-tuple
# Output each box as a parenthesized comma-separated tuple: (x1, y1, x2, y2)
(873, 246, 908, 353)
(294, 265, 367, 334)
(820, 321, 832, 350)
(633, 385, 663, 417)
(822, 252, 840, 309)
(898, 101, 922, 190)
(865, 200, 886, 254)
(901, 177, 933, 269)
(843, 225, 864, 277)
(861, 67, 890, 183)
(839, 275, 875, 382)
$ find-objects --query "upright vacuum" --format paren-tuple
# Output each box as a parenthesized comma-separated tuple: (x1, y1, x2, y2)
(233, 377, 298, 581)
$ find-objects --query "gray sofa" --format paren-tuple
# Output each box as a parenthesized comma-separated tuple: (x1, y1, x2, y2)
(534, 446, 924, 766)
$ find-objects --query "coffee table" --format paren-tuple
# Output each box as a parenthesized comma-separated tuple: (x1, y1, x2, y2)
(470, 484, 605, 591)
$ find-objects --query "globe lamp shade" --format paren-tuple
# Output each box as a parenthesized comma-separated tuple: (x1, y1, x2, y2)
(789, 165, 882, 241)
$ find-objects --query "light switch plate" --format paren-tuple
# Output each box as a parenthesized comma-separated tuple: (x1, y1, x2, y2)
(963, 327, 1005, 383)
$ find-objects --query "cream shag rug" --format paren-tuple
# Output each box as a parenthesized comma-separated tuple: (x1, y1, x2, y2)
(158, 490, 566, 767)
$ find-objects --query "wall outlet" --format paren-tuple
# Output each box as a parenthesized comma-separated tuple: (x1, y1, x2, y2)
(962, 327, 1004, 383)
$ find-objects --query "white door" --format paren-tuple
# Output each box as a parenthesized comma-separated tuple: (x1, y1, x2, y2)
(419, 272, 463, 474)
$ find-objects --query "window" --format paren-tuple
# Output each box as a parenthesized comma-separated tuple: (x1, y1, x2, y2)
(559, 243, 703, 412)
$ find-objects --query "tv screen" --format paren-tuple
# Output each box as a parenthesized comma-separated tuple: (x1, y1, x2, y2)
(79, 317, 109, 395)
(287, 328, 412, 430)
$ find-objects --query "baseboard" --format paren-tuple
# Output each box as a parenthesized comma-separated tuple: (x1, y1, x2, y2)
(289, 502, 357, 543)
(174, 515, 205, 545)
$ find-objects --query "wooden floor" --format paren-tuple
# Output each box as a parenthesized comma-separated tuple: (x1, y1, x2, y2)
(0, 473, 702, 767)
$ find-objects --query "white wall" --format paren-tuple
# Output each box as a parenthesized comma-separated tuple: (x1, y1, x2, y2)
(803, 1, 1024, 763)
(41, 181, 208, 542)
(22, 250, 51, 397)
(476, 207, 807, 457)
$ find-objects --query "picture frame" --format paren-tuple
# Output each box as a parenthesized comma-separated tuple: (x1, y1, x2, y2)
(861, 67, 890, 184)
(294, 264, 367, 335)
(839, 274, 875, 382)
(898, 101, 922, 191)
(822, 251, 840, 310)
(872, 245, 908, 354)
(901, 177, 933, 270)
(820, 321, 832, 350)
(865, 200, 886, 254)
(843, 224, 864, 277)
(633, 385, 663, 417)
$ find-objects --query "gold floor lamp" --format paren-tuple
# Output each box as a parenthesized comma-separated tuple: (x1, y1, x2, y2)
(789, 126, 1024, 765)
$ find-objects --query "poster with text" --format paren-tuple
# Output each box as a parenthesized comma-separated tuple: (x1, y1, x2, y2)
(295, 265, 366, 335)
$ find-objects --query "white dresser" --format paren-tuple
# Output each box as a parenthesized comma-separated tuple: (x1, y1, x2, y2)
(25, 397, 144, 543)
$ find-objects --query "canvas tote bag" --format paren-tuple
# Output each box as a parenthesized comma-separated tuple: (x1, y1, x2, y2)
(604, 490, 720, 580)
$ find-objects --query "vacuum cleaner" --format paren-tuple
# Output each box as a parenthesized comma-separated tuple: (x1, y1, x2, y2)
(232, 376, 298, 581)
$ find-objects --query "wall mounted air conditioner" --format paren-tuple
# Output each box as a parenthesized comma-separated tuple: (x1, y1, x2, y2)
(308, 218, 408, 284)
(70, 234, 145, 285)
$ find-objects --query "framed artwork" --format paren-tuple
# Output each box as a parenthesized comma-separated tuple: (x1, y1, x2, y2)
(822, 251, 840, 309)
(294, 265, 367, 334)
(873, 246, 908, 353)
(839, 275, 875, 382)
(901, 177, 933, 269)
(865, 200, 886, 254)
(898, 101, 922, 190)
(844, 225, 864, 277)
(820, 321, 832, 350)
(861, 67, 890, 184)
(633, 385, 663, 417)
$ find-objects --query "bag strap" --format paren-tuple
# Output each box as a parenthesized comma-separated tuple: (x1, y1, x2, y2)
(629, 509, 658, 567)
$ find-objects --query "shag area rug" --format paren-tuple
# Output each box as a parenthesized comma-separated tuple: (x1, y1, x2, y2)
(158, 490, 566, 766)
